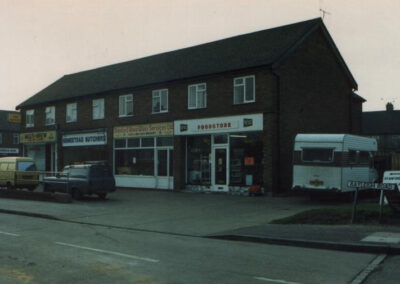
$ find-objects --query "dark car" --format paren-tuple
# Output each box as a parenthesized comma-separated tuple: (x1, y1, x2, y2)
(43, 163, 116, 199)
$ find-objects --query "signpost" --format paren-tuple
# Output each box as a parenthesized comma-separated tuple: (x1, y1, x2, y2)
(347, 180, 396, 224)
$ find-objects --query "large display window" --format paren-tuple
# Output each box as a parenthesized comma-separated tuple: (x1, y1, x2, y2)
(187, 136, 211, 185)
(114, 136, 173, 176)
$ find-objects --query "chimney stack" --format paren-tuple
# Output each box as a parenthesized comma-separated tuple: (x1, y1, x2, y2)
(386, 102, 394, 111)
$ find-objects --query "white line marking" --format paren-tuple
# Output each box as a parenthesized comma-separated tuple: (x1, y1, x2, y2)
(350, 254, 387, 284)
(55, 242, 159, 263)
(0, 231, 19, 237)
(254, 277, 303, 284)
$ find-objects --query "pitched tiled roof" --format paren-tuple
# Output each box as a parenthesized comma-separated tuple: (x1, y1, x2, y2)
(17, 18, 356, 109)
(362, 110, 400, 135)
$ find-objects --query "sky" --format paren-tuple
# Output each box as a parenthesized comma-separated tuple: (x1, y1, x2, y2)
(0, 0, 399, 111)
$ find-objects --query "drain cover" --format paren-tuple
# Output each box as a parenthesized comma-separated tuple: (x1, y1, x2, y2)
(361, 232, 400, 244)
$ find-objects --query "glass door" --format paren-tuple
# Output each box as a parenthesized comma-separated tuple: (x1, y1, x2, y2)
(211, 146, 229, 191)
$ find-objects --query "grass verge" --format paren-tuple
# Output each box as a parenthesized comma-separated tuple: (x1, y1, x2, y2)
(271, 203, 400, 225)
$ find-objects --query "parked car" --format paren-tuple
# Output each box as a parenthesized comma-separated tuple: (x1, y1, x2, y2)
(43, 162, 116, 199)
(0, 156, 39, 191)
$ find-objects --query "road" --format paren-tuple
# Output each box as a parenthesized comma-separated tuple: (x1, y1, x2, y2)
(0, 213, 378, 284)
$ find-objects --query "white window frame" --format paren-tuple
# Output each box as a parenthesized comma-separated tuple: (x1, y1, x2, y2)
(13, 133, 19, 145)
(93, 98, 105, 120)
(66, 103, 77, 123)
(152, 89, 168, 114)
(45, 106, 56, 125)
(119, 94, 133, 117)
(233, 75, 255, 104)
(188, 83, 207, 109)
(26, 109, 34, 128)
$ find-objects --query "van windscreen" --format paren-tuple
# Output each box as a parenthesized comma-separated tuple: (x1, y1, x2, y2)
(18, 161, 36, 171)
(302, 148, 334, 162)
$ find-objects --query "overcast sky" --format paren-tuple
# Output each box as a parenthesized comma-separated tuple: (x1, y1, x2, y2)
(1, 0, 399, 111)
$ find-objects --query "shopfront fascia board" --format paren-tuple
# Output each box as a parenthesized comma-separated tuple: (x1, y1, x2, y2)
(0, 148, 19, 154)
(114, 122, 174, 139)
(20, 131, 57, 144)
(62, 132, 107, 147)
(174, 113, 263, 135)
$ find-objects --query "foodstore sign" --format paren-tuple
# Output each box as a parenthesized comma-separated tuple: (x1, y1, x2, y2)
(174, 113, 263, 135)
(62, 132, 107, 147)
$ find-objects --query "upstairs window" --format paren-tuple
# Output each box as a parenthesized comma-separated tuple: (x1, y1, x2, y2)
(66, 103, 77, 123)
(13, 133, 19, 145)
(26, 110, 34, 128)
(188, 83, 206, 109)
(233, 75, 255, 104)
(119, 95, 133, 117)
(152, 89, 168, 113)
(93, 98, 105, 120)
(45, 106, 55, 125)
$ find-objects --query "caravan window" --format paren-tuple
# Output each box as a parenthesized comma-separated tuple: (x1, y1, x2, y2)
(302, 148, 334, 162)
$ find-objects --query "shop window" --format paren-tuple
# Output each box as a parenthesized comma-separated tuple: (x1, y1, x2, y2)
(26, 109, 34, 128)
(233, 75, 255, 104)
(115, 139, 126, 148)
(13, 134, 19, 145)
(115, 149, 154, 175)
(229, 133, 263, 186)
(156, 137, 173, 147)
(141, 137, 154, 147)
(119, 94, 133, 117)
(66, 103, 77, 123)
(45, 106, 55, 125)
(188, 83, 206, 109)
(127, 138, 140, 148)
(152, 89, 168, 113)
(93, 98, 105, 120)
(187, 136, 211, 185)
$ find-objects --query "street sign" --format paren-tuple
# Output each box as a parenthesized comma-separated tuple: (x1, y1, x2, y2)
(347, 181, 396, 190)
(383, 171, 400, 192)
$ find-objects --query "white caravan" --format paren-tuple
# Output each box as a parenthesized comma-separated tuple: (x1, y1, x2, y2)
(292, 134, 378, 192)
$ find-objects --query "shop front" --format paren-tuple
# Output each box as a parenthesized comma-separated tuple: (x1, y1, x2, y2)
(113, 122, 174, 189)
(61, 131, 108, 166)
(174, 113, 263, 193)
(21, 131, 57, 172)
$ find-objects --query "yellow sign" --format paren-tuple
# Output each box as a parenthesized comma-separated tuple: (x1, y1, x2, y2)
(114, 122, 173, 138)
(8, 113, 21, 123)
(20, 131, 56, 143)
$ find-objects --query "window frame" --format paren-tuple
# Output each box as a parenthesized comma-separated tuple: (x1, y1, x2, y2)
(92, 98, 105, 120)
(233, 75, 255, 104)
(26, 109, 34, 128)
(188, 83, 207, 110)
(119, 94, 133, 117)
(45, 106, 56, 126)
(13, 133, 19, 145)
(66, 103, 77, 123)
(152, 89, 168, 114)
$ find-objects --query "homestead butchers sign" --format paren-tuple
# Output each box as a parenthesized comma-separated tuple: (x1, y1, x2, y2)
(62, 132, 107, 147)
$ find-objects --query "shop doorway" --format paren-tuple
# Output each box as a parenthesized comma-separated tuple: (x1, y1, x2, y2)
(211, 145, 229, 192)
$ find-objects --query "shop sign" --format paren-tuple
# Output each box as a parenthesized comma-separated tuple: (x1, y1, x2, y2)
(114, 122, 173, 139)
(8, 113, 21, 123)
(0, 148, 19, 154)
(174, 113, 263, 135)
(20, 131, 56, 144)
(62, 132, 107, 147)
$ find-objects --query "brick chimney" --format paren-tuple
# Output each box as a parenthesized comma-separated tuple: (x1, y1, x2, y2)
(386, 102, 394, 111)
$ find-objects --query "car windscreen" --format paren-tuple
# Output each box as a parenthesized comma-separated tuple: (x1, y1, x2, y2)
(302, 148, 334, 162)
(69, 168, 89, 178)
(17, 161, 36, 171)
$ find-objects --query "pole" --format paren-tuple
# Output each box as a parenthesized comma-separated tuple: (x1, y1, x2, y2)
(351, 187, 359, 224)
(379, 190, 385, 224)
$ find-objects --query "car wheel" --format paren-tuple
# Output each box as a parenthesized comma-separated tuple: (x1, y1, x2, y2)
(71, 189, 83, 200)
(97, 193, 107, 200)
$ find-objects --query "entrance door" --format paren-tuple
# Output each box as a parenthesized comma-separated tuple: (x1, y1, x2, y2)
(212, 146, 229, 191)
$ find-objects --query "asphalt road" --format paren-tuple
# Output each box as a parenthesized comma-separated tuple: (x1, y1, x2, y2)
(0, 213, 378, 284)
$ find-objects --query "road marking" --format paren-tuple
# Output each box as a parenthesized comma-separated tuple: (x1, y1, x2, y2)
(0, 230, 19, 237)
(254, 277, 303, 284)
(350, 254, 387, 284)
(55, 242, 160, 263)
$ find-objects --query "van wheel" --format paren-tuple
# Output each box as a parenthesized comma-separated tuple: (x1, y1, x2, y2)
(97, 193, 107, 200)
(6, 182, 13, 190)
(71, 189, 83, 200)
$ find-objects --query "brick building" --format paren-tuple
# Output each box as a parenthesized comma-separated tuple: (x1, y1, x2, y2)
(0, 110, 21, 157)
(16, 18, 363, 192)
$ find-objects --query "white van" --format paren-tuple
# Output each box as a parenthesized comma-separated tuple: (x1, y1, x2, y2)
(292, 134, 378, 192)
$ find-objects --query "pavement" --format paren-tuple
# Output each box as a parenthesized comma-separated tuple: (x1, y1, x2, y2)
(1, 188, 400, 254)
